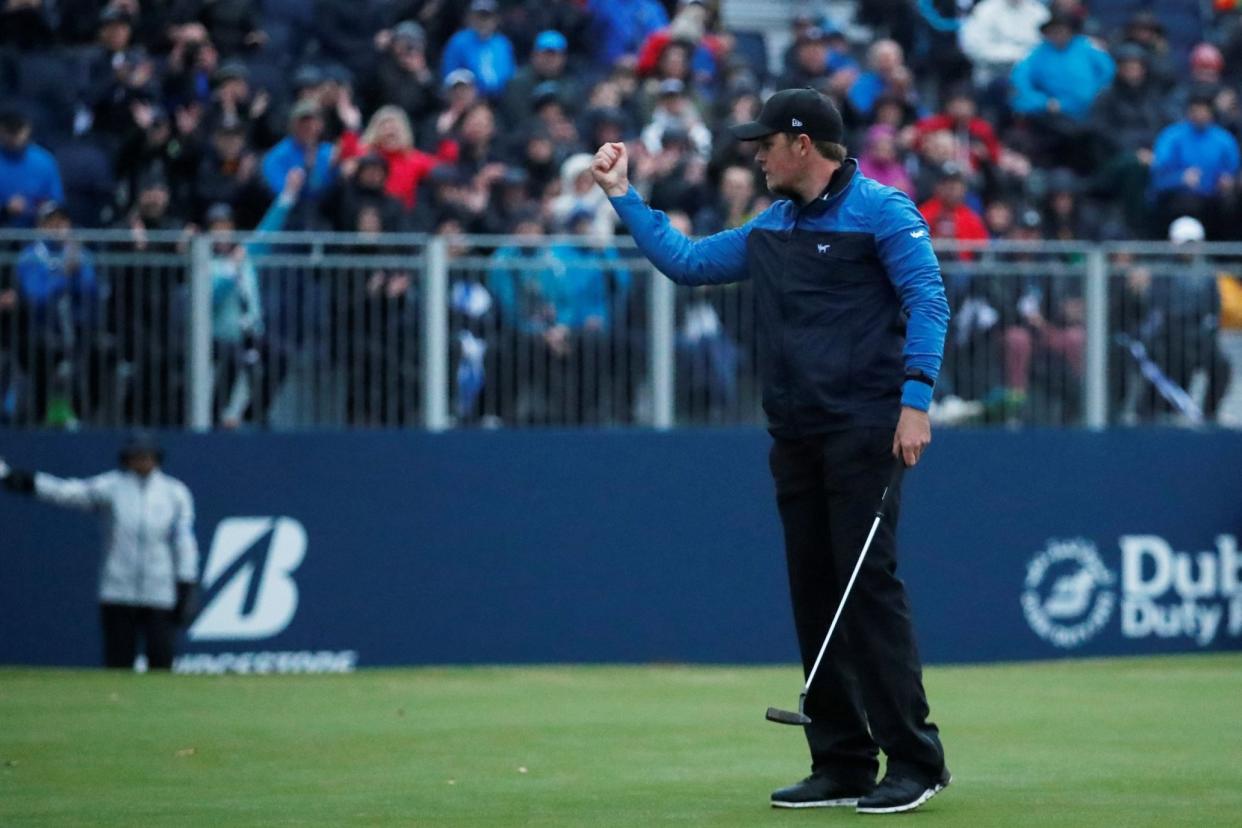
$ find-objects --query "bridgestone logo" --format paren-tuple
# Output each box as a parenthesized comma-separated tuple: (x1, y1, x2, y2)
(174, 650, 358, 674)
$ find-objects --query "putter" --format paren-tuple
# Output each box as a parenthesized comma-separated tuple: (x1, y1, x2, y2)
(766, 461, 907, 726)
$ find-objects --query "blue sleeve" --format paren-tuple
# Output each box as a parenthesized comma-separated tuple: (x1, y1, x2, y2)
(43, 151, 65, 203)
(245, 193, 293, 258)
(441, 33, 467, 79)
(261, 143, 291, 195)
(1091, 48, 1115, 94)
(1224, 133, 1240, 176)
(608, 186, 751, 286)
(17, 252, 51, 305)
(874, 192, 950, 411)
(1010, 53, 1047, 115)
(75, 251, 98, 297)
(1151, 127, 1182, 193)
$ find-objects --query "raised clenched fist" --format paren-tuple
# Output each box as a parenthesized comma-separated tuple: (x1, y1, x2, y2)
(592, 142, 630, 197)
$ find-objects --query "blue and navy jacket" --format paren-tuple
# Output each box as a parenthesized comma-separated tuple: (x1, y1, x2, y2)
(609, 160, 949, 437)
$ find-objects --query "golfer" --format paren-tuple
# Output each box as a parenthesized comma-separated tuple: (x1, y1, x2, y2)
(1, 433, 199, 670)
(593, 88, 951, 814)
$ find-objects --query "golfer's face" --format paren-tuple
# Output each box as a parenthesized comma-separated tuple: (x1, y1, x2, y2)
(755, 133, 800, 194)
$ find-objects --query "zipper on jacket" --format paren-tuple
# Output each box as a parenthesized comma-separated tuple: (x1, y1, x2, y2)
(135, 477, 147, 604)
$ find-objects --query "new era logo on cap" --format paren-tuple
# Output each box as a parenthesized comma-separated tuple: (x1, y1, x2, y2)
(730, 88, 844, 143)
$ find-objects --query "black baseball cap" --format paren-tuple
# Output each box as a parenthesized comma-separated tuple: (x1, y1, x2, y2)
(730, 88, 844, 142)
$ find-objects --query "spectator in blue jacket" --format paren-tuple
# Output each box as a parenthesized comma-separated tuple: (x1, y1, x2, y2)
(0, 110, 65, 229)
(1011, 14, 1114, 170)
(15, 202, 102, 427)
(440, 0, 517, 100)
(1151, 94, 1241, 235)
(1011, 15, 1114, 122)
(261, 99, 337, 226)
(587, 0, 668, 70)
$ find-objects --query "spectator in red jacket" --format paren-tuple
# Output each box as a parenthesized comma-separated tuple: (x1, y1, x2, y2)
(913, 85, 1001, 174)
(919, 163, 988, 239)
(919, 163, 988, 258)
(339, 106, 457, 211)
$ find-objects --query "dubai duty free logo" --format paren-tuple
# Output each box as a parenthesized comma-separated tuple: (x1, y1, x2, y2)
(1022, 538, 1116, 648)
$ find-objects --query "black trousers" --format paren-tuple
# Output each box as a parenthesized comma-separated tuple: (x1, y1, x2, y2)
(100, 603, 177, 670)
(769, 427, 945, 785)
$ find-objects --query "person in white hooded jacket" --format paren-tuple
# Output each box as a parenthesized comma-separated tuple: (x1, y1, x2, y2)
(1, 433, 199, 670)
(959, 0, 1050, 84)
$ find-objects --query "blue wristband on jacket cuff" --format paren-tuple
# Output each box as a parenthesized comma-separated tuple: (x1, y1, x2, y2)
(901, 380, 933, 411)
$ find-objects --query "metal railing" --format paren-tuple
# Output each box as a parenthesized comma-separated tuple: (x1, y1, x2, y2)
(2, 231, 1240, 430)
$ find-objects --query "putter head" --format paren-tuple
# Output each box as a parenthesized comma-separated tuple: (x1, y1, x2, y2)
(765, 706, 812, 726)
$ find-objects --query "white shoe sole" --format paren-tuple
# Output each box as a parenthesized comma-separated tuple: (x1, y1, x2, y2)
(771, 798, 859, 809)
(856, 774, 951, 815)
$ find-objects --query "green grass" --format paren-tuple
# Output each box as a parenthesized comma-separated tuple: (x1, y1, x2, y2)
(1, 654, 1240, 826)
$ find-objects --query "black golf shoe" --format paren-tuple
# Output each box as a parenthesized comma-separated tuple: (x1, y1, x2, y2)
(770, 773, 874, 809)
(856, 767, 951, 814)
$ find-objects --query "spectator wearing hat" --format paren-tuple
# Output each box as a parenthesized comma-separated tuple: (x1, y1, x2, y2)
(541, 205, 634, 423)
(83, 7, 138, 90)
(1117, 11, 1176, 92)
(203, 60, 278, 148)
(503, 30, 582, 125)
(1041, 168, 1097, 241)
(440, 0, 517, 100)
(0, 110, 64, 229)
(997, 202, 1087, 424)
(587, 0, 668, 70)
(959, 0, 1049, 85)
(1012, 14, 1114, 122)
(550, 152, 616, 240)
(1151, 93, 1240, 236)
(14, 202, 101, 426)
(366, 21, 440, 125)
(919, 163, 989, 257)
(1089, 44, 1171, 160)
(194, 117, 267, 227)
(322, 151, 408, 232)
(645, 123, 709, 216)
(777, 25, 842, 92)
(1010, 14, 1114, 168)
(639, 78, 712, 160)
(204, 167, 303, 427)
(425, 69, 480, 152)
(0, 433, 200, 670)
(1170, 43, 1228, 117)
(260, 98, 337, 223)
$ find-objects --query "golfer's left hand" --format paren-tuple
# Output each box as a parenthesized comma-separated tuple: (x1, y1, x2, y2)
(893, 407, 931, 467)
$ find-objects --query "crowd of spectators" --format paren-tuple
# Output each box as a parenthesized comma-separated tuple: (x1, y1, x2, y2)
(2, 0, 1241, 428)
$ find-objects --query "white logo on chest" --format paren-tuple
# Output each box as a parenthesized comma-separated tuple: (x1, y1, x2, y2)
(817, 243, 831, 254)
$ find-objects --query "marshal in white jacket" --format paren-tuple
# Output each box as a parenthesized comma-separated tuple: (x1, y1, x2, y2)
(34, 469, 199, 608)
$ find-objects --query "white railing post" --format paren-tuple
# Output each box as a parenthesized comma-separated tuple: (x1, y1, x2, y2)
(188, 236, 212, 431)
(422, 237, 451, 431)
(649, 269, 676, 429)
(1084, 247, 1109, 429)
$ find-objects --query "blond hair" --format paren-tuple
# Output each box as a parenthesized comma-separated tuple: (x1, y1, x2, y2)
(362, 105, 414, 150)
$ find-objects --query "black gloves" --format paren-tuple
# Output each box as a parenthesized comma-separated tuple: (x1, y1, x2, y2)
(1, 467, 35, 495)
(174, 581, 199, 628)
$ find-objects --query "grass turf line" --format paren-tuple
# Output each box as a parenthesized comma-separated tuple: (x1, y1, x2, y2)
(1, 653, 1240, 826)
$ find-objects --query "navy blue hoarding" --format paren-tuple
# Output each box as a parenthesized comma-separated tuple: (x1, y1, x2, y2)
(1, 429, 1239, 670)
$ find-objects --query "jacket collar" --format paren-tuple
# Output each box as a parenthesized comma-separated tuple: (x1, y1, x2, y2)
(800, 158, 858, 215)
